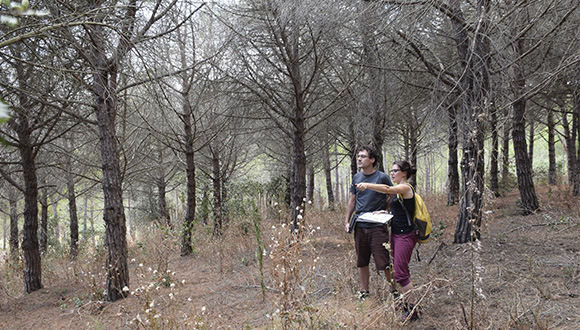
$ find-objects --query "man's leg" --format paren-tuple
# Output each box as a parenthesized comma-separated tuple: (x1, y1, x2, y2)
(359, 266, 370, 291)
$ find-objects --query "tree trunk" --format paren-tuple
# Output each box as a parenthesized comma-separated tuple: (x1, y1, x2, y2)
(323, 141, 335, 211)
(452, 0, 488, 243)
(180, 104, 196, 256)
(212, 146, 223, 235)
(67, 172, 79, 258)
(562, 108, 576, 185)
(447, 103, 460, 205)
(409, 122, 418, 188)
(501, 107, 511, 185)
(9, 191, 18, 257)
(490, 105, 500, 196)
(39, 188, 48, 252)
(17, 117, 42, 292)
(157, 149, 170, 228)
(66, 140, 79, 258)
(511, 37, 539, 214)
(573, 91, 580, 195)
(307, 165, 315, 204)
(91, 43, 129, 302)
(547, 105, 557, 185)
(286, 23, 307, 232)
(528, 116, 535, 168)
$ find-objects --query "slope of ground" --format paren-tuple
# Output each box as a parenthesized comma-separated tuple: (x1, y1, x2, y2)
(1, 184, 579, 329)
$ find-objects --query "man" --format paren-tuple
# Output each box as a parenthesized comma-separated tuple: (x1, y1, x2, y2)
(345, 145, 393, 299)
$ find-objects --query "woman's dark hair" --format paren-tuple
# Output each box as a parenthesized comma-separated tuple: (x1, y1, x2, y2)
(393, 160, 417, 179)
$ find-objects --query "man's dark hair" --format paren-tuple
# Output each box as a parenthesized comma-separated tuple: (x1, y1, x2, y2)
(357, 145, 377, 163)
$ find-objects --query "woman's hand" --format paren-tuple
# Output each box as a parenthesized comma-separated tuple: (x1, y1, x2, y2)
(356, 183, 368, 191)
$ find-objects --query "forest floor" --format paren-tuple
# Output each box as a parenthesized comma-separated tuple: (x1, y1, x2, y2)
(1, 184, 580, 329)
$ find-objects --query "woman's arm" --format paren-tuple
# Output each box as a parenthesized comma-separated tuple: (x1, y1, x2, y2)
(357, 183, 413, 198)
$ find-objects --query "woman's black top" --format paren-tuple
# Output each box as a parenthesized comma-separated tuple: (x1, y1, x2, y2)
(389, 192, 415, 234)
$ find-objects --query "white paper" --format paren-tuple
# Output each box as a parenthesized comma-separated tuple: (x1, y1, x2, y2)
(357, 212, 393, 224)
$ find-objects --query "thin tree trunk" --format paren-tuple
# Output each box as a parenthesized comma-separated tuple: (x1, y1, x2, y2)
(212, 146, 222, 235)
(573, 91, 580, 195)
(67, 173, 79, 258)
(157, 149, 170, 228)
(490, 105, 500, 196)
(39, 188, 48, 252)
(9, 192, 18, 257)
(501, 107, 511, 185)
(547, 106, 557, 185)
(323, 141, 335, 211)
(307, 165, 315, 203)
(447, 103, 460, 205)
(562, 109, 576, 185)
(528, 116, 535, 168)
(409, 122, 418, 188)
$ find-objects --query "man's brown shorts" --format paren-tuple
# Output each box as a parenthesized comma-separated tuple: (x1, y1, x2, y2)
(354, 225, 390, 270)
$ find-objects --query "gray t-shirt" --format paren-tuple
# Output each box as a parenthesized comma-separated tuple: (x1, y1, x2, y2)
(350, 170, 393, 228)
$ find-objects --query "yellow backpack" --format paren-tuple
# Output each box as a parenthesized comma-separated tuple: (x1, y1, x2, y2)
(398, 184, 432, 244)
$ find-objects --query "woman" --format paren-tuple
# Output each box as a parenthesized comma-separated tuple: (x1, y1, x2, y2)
(356, 160, 421, 322)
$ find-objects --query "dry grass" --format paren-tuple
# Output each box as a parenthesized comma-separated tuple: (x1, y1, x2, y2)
(1, 184, 580, 329)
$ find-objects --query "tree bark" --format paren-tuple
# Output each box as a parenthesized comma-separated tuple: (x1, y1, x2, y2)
(307, 165, 315, 204)
(452, 0, 488, 243)
(447, 103, 460, 205)
(547, 105, 557, 185)
(17, 116, 42, 292)
(89, 28, 129, 303)
(501, 107, 511, 185)
(157, 149, 170, 228)
(39, 187, 48, 252)
(562, 108, 576, 185)
(528, 116, 535, 168)
(9, 191, 18, 257)
(511, 35, 539, 214)
(573, 91, 580, 195)
(323, 140, 335, 211)
(490, 105, 500, 196)
(180, 100, 196, 256)
(66, 140, 79, 258)
(212, 146, 223, 235)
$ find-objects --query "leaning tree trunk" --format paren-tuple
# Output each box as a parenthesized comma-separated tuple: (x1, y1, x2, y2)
(511, 37, 539, 214)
